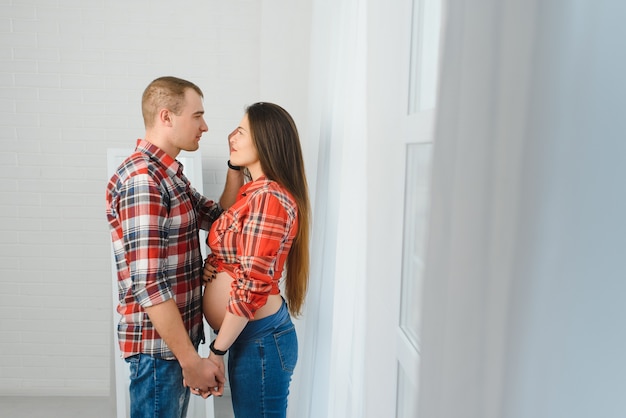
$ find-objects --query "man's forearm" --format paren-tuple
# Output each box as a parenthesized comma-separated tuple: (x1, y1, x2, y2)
(144, 298, 224, 393)
(143, 299, 198, 367)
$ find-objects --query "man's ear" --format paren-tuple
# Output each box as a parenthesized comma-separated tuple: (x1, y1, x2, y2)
(159, 108, 173, 127)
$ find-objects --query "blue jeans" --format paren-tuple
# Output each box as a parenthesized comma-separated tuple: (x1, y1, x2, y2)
(228, 303, 298, 418)
(125, 354, 190, 418)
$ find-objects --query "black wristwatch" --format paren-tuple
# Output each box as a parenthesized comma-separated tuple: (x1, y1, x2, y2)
(227, 160, 241, 171)
(209, 340, 228, 356)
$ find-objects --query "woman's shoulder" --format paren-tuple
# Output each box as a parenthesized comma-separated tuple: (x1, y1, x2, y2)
(262, 180, 296, 206)
(243, 179, 297, 215)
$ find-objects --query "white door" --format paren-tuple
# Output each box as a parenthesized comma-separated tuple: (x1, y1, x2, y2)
(394, 0, 443, 416)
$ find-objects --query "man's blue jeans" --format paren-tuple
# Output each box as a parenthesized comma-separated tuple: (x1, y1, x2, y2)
(125, 354, 190, 418)
(228, 303, 298, 418)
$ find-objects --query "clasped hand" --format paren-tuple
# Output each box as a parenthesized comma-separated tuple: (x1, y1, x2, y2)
(182, 355, 225, 398)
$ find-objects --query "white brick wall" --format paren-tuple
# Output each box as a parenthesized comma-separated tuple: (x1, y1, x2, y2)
(0, 0, 270, 396)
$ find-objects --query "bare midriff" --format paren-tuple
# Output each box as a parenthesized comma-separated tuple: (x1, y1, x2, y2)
(203, 271, 284, 331)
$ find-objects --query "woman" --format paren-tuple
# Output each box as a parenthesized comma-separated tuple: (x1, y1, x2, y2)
(200, 102, 310, 417)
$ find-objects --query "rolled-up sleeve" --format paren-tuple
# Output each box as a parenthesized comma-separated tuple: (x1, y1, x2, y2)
(228, 192, 290, 319)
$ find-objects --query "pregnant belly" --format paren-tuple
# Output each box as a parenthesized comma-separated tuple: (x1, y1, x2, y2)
(203, 271, 232, 331)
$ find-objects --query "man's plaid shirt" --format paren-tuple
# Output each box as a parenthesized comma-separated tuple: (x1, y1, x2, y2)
(106, 139, 222, 359)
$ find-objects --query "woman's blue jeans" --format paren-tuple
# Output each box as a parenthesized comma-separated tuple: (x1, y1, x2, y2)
(228, 305, 298, 418)
(125, 354, 190, 418)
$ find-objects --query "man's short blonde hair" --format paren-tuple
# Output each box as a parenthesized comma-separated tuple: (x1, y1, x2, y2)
(141, 76, 204, 128)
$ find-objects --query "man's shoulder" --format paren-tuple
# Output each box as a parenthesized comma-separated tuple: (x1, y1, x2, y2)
(115, 151, 166, 181)
(107, 152, 169, 198)
(121, 150, 150, 171)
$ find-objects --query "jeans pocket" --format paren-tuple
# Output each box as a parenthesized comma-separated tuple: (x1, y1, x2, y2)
(274, 326, 298, 372)
(124, 354, 140, 380)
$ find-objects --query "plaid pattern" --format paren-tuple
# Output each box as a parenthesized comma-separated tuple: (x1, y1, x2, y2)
(106, 139, 222, 359)
(207, 177, 298, 319)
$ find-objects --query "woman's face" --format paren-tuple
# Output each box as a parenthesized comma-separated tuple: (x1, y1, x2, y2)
(229, 114, 262, 179)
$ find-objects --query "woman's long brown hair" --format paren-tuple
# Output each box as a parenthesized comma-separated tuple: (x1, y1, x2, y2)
(246, 102, 310, 317)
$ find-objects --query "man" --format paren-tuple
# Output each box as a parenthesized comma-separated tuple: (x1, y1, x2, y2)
(106, 76, 243, 417)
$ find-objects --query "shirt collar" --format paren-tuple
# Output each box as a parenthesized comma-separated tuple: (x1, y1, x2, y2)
(239, 176, 270, 197)
(135, 139, 184, 177)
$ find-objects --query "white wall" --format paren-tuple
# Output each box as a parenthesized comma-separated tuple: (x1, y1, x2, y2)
(0, 0, 310, 398)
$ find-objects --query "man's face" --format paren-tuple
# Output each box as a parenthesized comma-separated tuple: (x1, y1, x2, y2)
(169, 88, 208, 153)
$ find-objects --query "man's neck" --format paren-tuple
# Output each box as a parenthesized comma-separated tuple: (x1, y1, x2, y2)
(144, 132, 180, 159)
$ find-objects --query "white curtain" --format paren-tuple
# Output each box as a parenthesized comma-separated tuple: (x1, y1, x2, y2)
(419, 1, 626, 417)
(290, 0, 368, 417)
